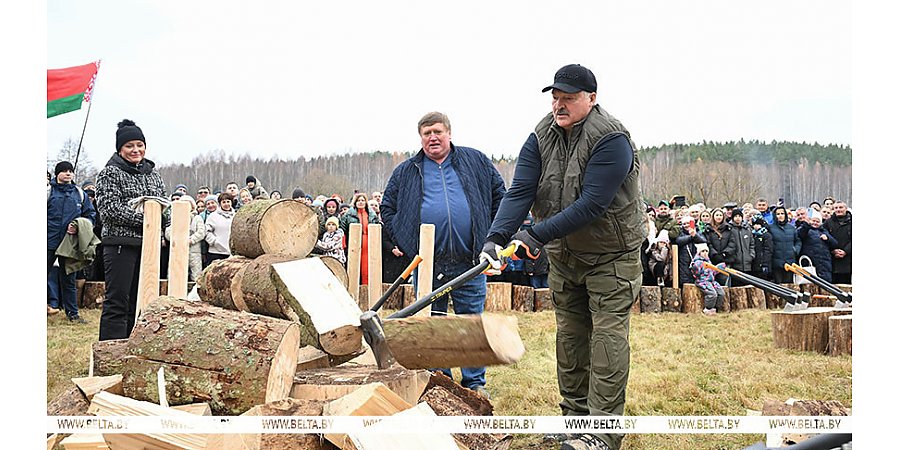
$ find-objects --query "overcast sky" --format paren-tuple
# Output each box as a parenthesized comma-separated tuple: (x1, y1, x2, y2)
(46, 0, 851, 168)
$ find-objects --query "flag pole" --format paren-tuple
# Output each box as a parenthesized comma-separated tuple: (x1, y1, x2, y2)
(73, 99, 92, 175)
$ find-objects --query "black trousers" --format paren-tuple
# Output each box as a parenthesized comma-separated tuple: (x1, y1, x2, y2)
(99, 244, 142, 341)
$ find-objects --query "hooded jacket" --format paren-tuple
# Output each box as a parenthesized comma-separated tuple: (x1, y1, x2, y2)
(47, 179, 96, 250)
(722, 221, 755, 272)
(95, 153, 167, 246)
(768, 206, 801, 270)
(797, 221, 839, 282)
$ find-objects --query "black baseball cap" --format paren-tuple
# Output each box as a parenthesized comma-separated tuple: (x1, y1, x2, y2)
(542, 64, 598, 93)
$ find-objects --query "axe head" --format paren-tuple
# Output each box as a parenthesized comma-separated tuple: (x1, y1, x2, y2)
(360, 310, 396, 370)
(783, 302, 798, 312)
(834, 300, 851, 310)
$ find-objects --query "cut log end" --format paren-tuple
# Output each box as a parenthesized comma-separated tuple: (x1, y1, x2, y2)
(265, 323, 302, 403)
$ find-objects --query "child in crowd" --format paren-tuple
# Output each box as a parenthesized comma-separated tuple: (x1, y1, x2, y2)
(648, 230, 671, 286)
(316, 216, 346, 264)
(690, 243, 726, 316)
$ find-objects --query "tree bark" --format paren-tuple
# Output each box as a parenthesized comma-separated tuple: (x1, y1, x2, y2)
(197, 256, 252, 311)
(828, 315, 852, 356)
(729, 286, 749, 311)
(239, 253, 302, 321)
(533, 288, 552, 312)
(92, 338, 130, 377)
(661, 287, 681, 313)
(681, 284, 703, 314)
(122, 296, 301, 415)
(746, 287, 767, 309)
(82, 281, 106, 309)
(229, 199, 319, 259)
(771, 307, 852, 354)
(639, 286, 661, 313)
(511, 285, 534, 312)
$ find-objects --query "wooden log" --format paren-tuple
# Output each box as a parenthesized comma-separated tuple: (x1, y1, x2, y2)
(238, 253, 301, 321)
(639, 286, 661, 313)
(421, 373, 509, 450)
(382, 313, 525, 370)
(829, 315, 852, 356)
(320, 255, 350, 290)
(660, 287, 681, 313)
(381, 282, 404, 311)
(211, 398, 332, 450)
(533, 288, 553, 312)
(48, 385, 90, 416)
(485, 282, 512, 312)
(511, 285, 534, 312)
(746, 287, 766, 309)
(272, 258, 364, 356)
(729, 286, 749, 311)
(92, 339, 129, 377)
(358, 285, 369, 312)
(720, 287, 732, 313)
(367, 224, 382, 312)
(681, 284, 703, 314)
(229, 199, 319, 259)
(59, 433, 109, 450)
(835, 283, 852, 294)
(72, 375, 124, 401)
(423, 371, 494, 416)
(291, 365, 431, 406)
(122, 296, 301, 415)
(82, 281, 105, 308)
(401, 284, 416, 309)
(416, 224, 435, 317)
(347, 223, 362, 304)
(168, 199, 192, 298)
(297, 345, 333, 372)
(136, 199, 162, 320)
(87, 391, 207, 450)
(771, 307, 853, 354)
(197, 256, 252, 311)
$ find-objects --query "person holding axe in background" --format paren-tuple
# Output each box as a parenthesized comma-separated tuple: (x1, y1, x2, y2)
(380, 111, 506, 400)
(480, 64, 646, 450)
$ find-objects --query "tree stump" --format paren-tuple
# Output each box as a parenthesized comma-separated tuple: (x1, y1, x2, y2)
(122, 296, 301, 415)
(765, 291, 785, 310)
(746, 287, 766, 309)
(402, 283, 416, 308)
(485, 282, 512, 312)
(660, 287, 681, 313)
(82, 281, 106, 309)
(639, 286, 661, 313)
(512, 285, 534, 312)
(729, 286, 750, 311)
(197, 256, 252, 311)
(828, 315, 852, 356)
(533, 288, 553, 312)
(92, 338, 130, 377)
(681, 284, 703, 314)
(229, 199, 319, 259)
(835, 283, 852, 294)
(771, 307, 853, 354)
(319, 255, 349, 290)
(381, 282, 404, 311)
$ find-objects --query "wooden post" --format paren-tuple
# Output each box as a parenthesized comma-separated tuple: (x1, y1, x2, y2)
(347, 223, 362, 303)
(136, 200, 162, 321)
(671, 243, 679, 287)
(367, 224, 382, 311)
(167, 200, 191, 298)
(416, 224, 435, 317)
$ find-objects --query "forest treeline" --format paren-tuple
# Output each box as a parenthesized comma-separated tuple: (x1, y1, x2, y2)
(52, 139, 851, 209)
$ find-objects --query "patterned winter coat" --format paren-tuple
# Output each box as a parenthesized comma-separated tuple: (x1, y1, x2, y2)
(690, 253, 725, 291)
(316, 229, 346, 264)
(95, 153, 167, 247)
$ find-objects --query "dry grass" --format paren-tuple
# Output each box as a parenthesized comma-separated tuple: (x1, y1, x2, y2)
(47, 307, 851, 450)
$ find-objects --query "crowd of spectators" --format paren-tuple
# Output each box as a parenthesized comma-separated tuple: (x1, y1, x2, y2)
(642, 196, 852, 295)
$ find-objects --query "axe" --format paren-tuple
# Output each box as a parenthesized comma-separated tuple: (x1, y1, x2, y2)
(784, 263, 852, 308)
(361, 243, 517, 369)
(703, 262, 808, 311)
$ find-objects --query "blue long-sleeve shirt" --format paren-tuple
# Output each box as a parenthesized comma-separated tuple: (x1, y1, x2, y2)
(487, 132, 634, 245)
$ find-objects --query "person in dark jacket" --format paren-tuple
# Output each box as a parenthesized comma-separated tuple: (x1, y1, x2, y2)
(380, 111, 505, 398)
(654, 200, 679, 242)
(702, 208, 731, 286)
(824, 201, 852, 284)
(48, 161, 97, 322)
(95, 119, 168, 341)
(722, 210, 755, 286)
(768, 206, 801, 284)
(674, 216, 707, 288)
(797, 210, 839, 283)
(750, 215, 774, 281)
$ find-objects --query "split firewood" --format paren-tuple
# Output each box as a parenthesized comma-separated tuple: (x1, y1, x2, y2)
(291, 364, 431, 406)
(207, 398, 334, 450)
(87, 391, 207, 450)
(59, 433, 109, 450)
(71, 375, 123, 401)
(321, 382, 414, 449)
(272, 258, 363, 357)
(382, 313, 525, 370)
(122, 296, 301, 415)
(229, 199, 319, 259)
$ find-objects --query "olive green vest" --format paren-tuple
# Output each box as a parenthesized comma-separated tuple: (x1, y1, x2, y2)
(532, 104, 647, 264)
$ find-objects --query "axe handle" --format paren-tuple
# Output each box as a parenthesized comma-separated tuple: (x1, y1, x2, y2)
(720, 265, 800, 301)
(369, 255, 424, 313)
(786, 263, 851, 300)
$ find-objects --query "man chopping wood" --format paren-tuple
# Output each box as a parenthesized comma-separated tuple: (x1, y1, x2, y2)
(380, 111, 506, 399)
(480, 64, 646, 450)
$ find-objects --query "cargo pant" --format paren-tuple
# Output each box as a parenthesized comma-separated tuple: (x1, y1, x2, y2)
(549, 248, 642, 450)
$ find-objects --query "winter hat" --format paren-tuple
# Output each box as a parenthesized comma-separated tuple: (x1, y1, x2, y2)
(325, 216, 340, 227)
(695, 243, 709, 253)
(312, 199, 325, 207)
(324, 198, 340, 210)
(656, 230, 669, 243)
(81, 180, 94, 189)
(752, 214, 767, 226)
(658, 200, 670, 208)
(292, 188, 306, 200)
(115, 119, 145, 151)
(54, 161, 74, 176)
(205, 194, 219, 204)
(730, 209, 743, 219)
(175, 184, 188, 192)
(246, 175, 257, 184)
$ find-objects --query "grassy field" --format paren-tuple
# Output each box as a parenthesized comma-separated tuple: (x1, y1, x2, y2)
(48, 307, 851, 450)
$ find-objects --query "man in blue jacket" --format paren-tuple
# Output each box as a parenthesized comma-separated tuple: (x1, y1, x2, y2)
(380, 111, 506, 399)
(48, 161, 96, 323)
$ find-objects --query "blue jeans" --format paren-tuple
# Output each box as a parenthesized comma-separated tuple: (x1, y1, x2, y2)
(48, 249, 78, 317)
(530, 273, 549, 289)
(413, 262, 487, 389)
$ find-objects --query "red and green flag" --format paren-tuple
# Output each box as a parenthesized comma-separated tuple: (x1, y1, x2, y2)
(47, 61, 100, 118)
